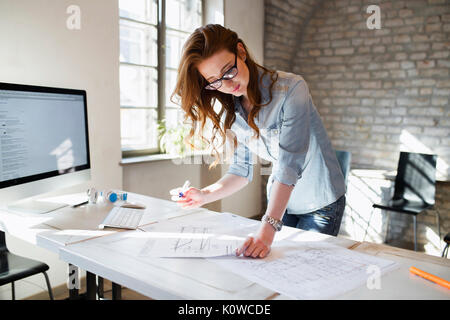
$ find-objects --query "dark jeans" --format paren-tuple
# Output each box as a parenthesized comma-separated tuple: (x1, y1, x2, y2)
(282, 195, 346, 236)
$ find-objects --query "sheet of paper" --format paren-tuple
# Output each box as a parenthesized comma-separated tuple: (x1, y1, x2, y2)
(139, 227, 241, 257)
(58, 228, 257, 293)
(38, 229, 116, 247)
(209, 241, 399, 299)
(138, 211, 259, 257)
(140, 210, 259, 234)
(137, 206, 208, 226)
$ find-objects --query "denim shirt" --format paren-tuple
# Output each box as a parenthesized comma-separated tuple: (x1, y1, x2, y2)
(226, 68, 346, 214)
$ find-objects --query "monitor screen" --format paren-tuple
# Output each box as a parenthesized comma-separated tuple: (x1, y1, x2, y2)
(0, 83, 90, 190)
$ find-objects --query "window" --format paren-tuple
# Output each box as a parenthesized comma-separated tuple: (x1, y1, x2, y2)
(119, 0, 203, 157)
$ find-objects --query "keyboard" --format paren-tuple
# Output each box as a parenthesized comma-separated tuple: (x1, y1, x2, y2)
(99, 206, 144, 229)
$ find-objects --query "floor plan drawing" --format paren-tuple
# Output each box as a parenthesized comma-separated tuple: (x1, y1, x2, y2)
(210, 241, 399, 299)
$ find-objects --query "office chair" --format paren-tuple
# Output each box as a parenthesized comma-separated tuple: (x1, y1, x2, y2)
(0, 231, 54, 300)
(335, 150, 351, 188)
(372, 152, 440, 252)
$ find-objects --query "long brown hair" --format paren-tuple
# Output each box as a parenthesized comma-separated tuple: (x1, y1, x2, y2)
(171, 24, 278, 168)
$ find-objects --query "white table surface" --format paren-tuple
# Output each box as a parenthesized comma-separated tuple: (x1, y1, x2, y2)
(1, 192, 449, 300)
(58, 209, 368, 300)
(0, 192, 203, 253)
(338, 242, 450, 299)
(58, 207, 450, 300)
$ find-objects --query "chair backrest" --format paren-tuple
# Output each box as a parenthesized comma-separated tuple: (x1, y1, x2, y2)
(0, 230, 7, 253)
(335, 150, 351, 187)
(393, 152, 437, 205)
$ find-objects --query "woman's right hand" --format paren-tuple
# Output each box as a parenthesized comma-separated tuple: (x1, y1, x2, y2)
(169, 186, 208, 209)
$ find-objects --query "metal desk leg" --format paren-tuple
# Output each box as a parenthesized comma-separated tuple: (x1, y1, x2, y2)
(413, 215, 417, 252)
(435, 209, 441, 242)
(97, 276, 104, 299)
(86, 272, 97, 300)
(112, 282, 122, 300)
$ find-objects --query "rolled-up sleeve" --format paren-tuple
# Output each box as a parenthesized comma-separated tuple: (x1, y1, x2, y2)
(273, 79, 311, 186)
(226, 136, 254, 182)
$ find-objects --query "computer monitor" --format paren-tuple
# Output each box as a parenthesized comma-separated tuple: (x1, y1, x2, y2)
(0, 82, 91, 214)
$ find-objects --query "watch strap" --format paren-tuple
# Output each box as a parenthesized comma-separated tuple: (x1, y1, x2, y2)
(262, 214, 283, 231)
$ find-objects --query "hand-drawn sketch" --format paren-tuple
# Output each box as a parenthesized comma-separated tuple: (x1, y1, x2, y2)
(173, 226, 211, 253)
(139, 223, 244, 258)
(136, 211, 258, 257)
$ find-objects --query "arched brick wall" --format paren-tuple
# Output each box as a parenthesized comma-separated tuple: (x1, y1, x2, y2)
(264, 0, 323, 72)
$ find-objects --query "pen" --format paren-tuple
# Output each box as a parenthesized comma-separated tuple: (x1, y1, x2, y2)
(179, 180, 191, 198)
(72, 200, 89, 208)
(409, 266, 450, 290)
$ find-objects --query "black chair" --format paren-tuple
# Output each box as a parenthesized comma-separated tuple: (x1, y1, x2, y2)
(442, 233, 449, 258)
(335, 150, 351, 187)
(0, 231, 54, 300)
(372, 152, 441, 252)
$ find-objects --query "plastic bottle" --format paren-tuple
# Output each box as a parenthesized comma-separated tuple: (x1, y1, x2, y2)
(87, 188, 127, 204)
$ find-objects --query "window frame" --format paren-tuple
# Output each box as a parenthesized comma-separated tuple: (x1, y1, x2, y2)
(120, 0, 204, 159)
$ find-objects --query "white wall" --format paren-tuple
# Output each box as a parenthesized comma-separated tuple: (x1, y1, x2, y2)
(204, 0, 224, 25)
(0, 0, 121, 299)
(221, 0, 264, 217)
(224, 0, 264, 65)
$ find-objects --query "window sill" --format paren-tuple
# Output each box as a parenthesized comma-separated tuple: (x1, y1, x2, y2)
(120, 150, 212, 166)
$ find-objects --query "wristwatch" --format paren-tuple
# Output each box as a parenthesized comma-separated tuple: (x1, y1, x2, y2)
(262, 214, 283, 232)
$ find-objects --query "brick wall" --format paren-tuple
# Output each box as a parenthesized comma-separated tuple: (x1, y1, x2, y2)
(293, 0, 450, 171)
(264, 0, 321, 71)
(263, 0, 450, 256)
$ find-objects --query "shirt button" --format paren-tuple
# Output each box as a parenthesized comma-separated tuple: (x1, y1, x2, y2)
(273, 129, 279, 134)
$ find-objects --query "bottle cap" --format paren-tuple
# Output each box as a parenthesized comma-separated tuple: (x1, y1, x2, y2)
(108, 192, 118, 202)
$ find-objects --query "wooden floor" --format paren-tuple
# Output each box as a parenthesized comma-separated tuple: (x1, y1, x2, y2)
(25, 278, 152, 300)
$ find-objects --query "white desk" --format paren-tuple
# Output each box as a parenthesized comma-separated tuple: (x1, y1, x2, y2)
(0, 192, 207, 299)
(0, 192, 200, 253)
(1, 192, 449, 300)
(340, 242, 450, 299)
(58, 207, 450, 300)
(59, 210, 360, 300)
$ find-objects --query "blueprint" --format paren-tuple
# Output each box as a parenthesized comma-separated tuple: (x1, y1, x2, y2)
(209, 241, 399, 299)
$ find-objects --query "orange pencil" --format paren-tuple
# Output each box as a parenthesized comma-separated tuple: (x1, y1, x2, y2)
(409, 266, 450, 290)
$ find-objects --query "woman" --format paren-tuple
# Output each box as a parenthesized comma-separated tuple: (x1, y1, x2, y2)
(170, 24, 346, 259)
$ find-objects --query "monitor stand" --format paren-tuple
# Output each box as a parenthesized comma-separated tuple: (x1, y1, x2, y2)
(7, 198, 69, 214)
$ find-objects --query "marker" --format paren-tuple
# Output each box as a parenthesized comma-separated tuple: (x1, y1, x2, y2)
(409, 266, 450, 290)
(72, 200, 88, 208)
(178, 180, 191, 198)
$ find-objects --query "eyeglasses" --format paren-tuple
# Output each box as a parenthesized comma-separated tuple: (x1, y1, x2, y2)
(204, 53, 238, 90)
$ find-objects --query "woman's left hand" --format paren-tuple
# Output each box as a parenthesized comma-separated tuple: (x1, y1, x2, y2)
(236, 223, 275, 258)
